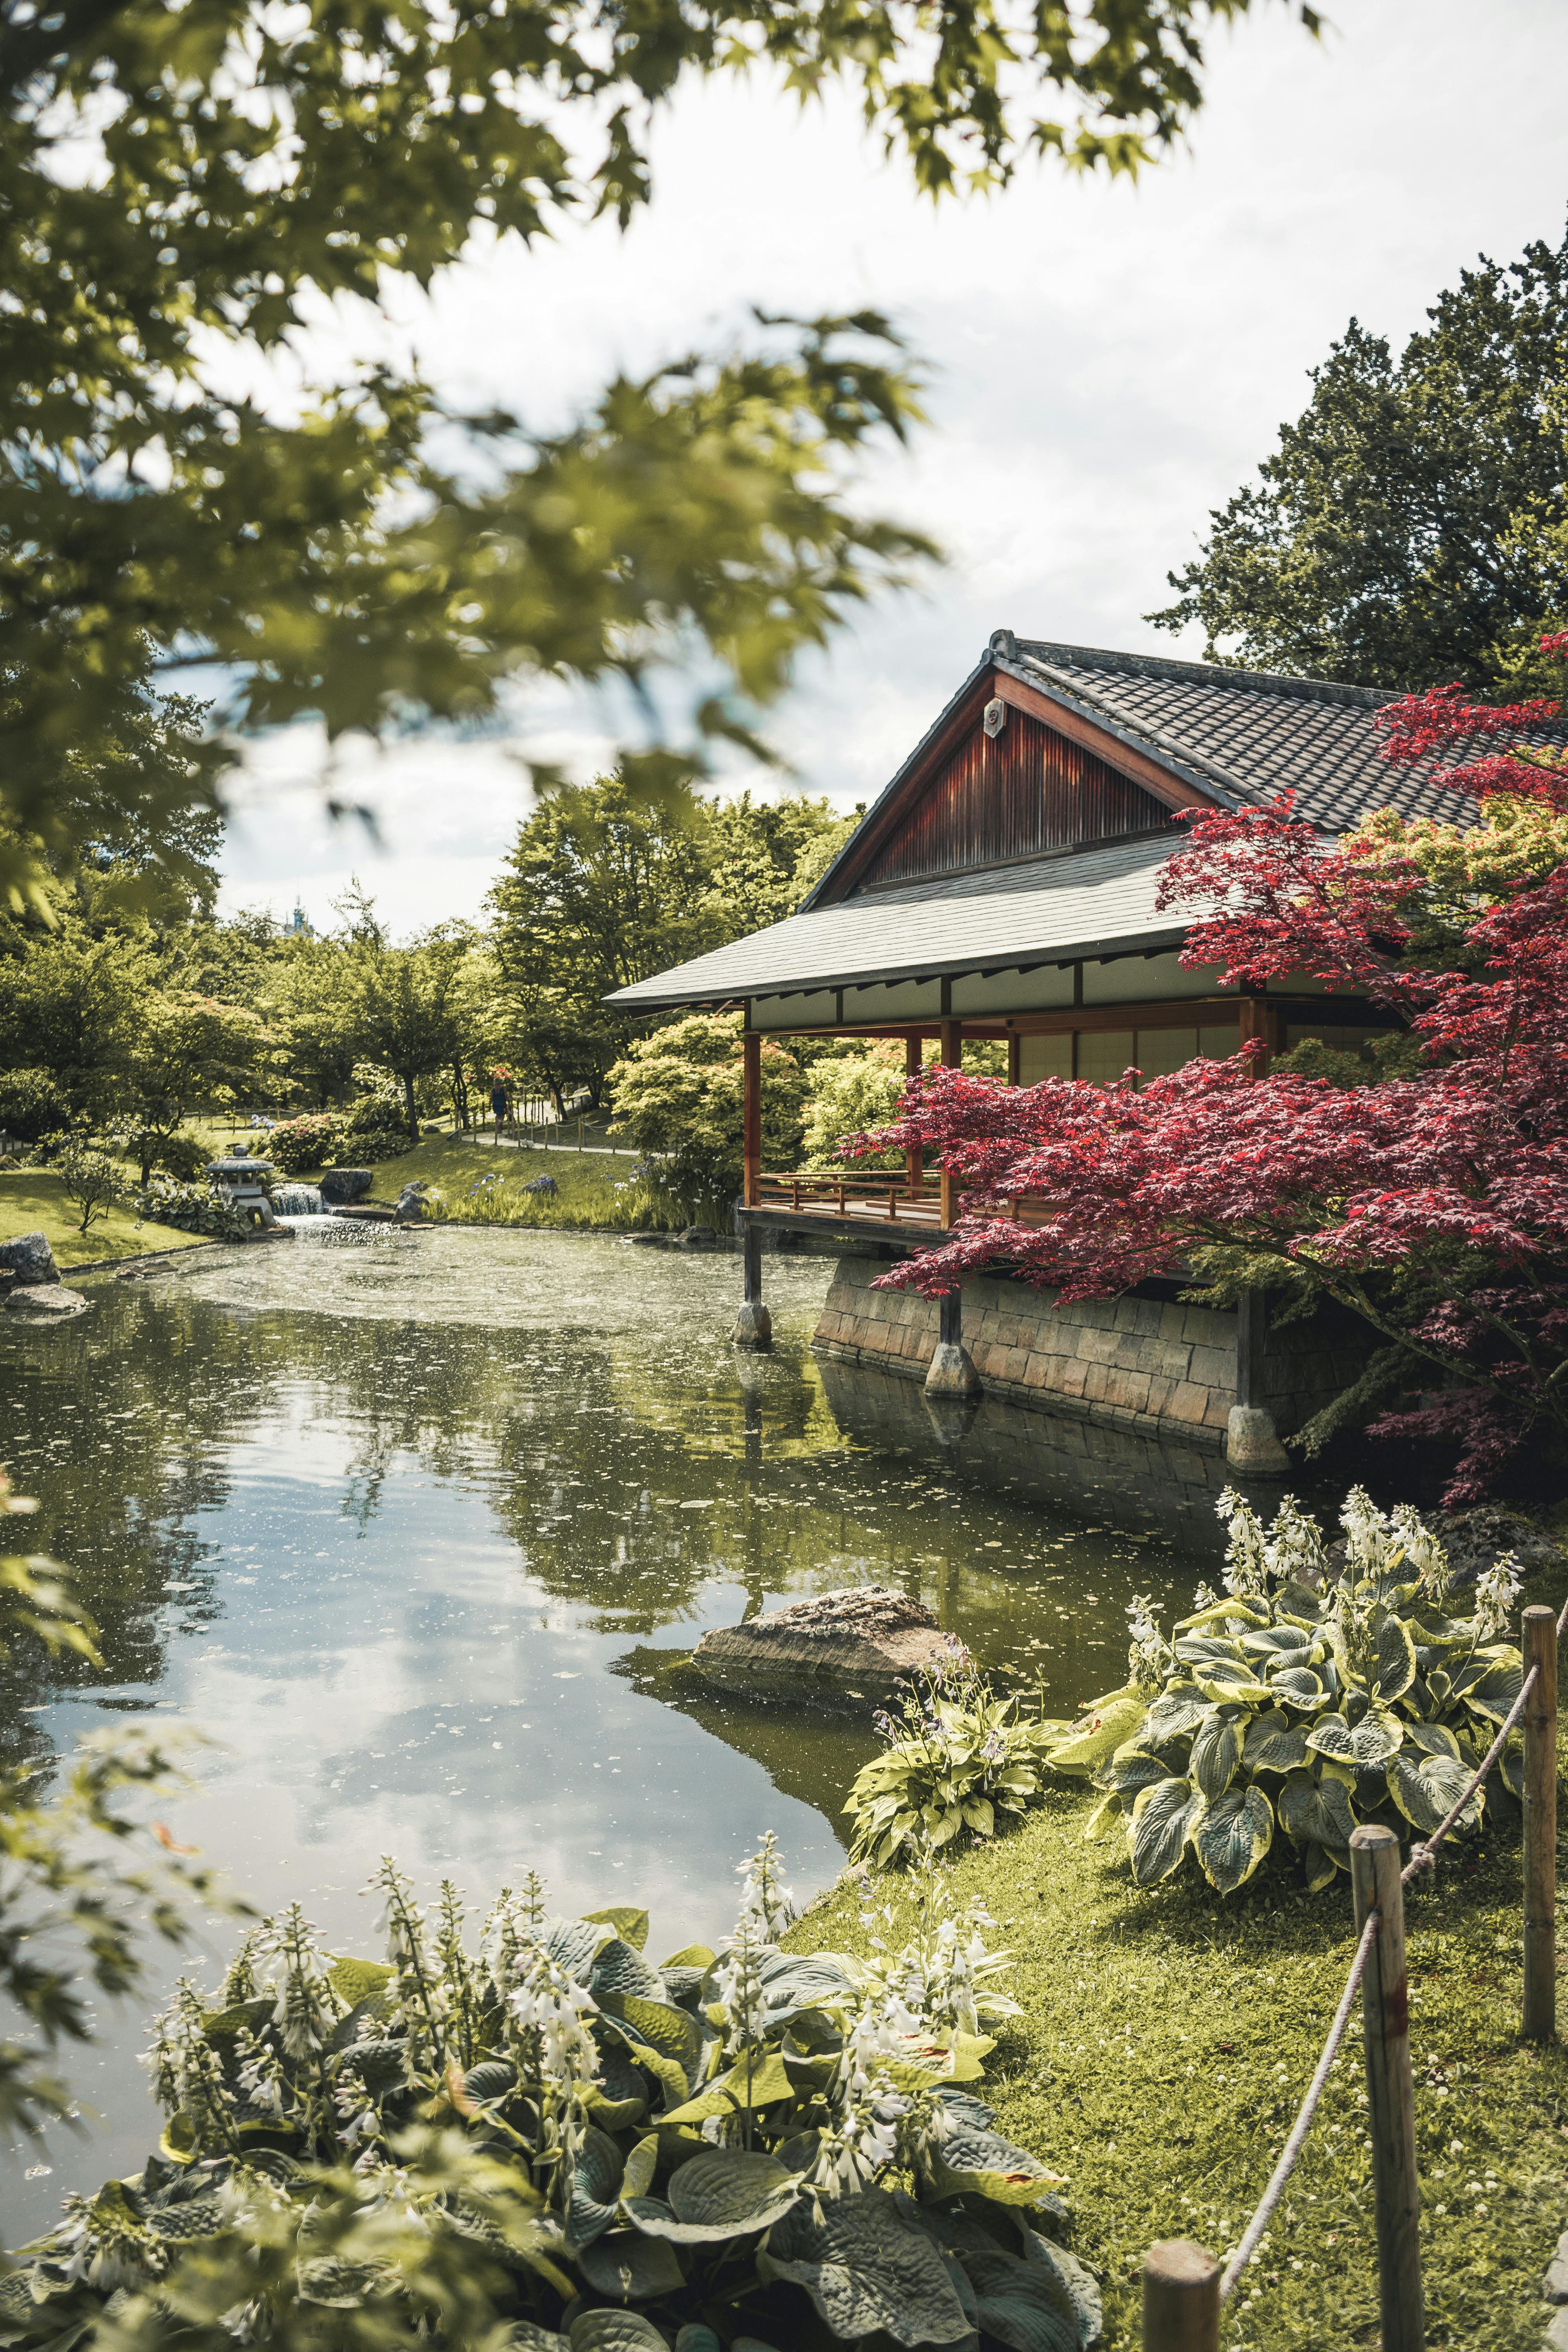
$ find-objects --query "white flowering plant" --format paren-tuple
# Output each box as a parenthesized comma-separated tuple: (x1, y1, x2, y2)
(2, 1840, 1099, 2352)
(1042, 1486, 1529, 1897)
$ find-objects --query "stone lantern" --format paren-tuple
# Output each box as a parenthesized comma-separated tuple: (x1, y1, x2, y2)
(207, 1149, 283, 1236)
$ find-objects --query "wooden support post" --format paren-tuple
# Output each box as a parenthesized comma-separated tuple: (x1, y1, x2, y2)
(1238, 993, 1280, 1076)
(1007, 1031, 1021, 1087)
(939, 1018, 961, 1229)
(1523, 1604, 1558, 2040)
(905, 1032, 924, 1198)
(742, 1029, 762, 1210)
(1349, 1824, 1423, 2352)
(732, 1219, 771, 1350)
(1142, 2240, 1219, 2352)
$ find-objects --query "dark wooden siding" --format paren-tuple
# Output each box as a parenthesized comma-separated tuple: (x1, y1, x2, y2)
(856, 707, 1176, 890)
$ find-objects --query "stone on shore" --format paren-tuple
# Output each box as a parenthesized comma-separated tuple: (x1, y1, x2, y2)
(690, 1584, 959, 1712)
(6, 1283, 88, 1316)
(0, 1229, 59, 1286)
(320, 1168, 374, 1205)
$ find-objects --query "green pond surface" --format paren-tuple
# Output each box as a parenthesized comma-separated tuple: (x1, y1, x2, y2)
(2, 1222, 1252, 2234)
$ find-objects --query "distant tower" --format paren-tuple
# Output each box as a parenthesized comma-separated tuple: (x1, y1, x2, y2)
(285, 900, 313, 938)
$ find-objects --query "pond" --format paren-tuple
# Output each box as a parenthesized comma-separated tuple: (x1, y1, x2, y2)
(3, 1223, 1248, 2232)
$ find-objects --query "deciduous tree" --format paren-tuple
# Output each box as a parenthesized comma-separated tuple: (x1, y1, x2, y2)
(1151, 231, 1568, 692)
(857, 641, 1568, 1499)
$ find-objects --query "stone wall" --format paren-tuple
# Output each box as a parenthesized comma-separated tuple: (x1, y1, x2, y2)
(812, 1256, 1366, 1455)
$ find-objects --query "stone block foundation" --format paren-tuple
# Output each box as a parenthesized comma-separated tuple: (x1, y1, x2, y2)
(812, 1256, 1365, 1456)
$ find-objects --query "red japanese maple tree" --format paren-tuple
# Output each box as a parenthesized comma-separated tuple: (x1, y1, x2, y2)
(851, 639, 1568, 1501)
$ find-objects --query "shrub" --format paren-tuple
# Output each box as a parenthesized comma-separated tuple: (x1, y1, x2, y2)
(802, 1042, 909, 1172)
(268, 1111, 345, 1174)
(0, 1067, 71, 1143)
(131, 1174, 245, 1238)
(51, 1139, 123, 1235)
(3, 1840, 1100, 2352)
(844, 1648, 1054, 1866)
(152, 1129, 211, 1181)
(1044, 1486, 1526, 1896)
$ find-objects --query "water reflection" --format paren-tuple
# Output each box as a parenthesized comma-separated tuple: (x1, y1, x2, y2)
(4, 1226, 1233, 2230)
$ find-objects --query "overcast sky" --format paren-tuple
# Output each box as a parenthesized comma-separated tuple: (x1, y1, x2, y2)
(216, 0, 1568, 939)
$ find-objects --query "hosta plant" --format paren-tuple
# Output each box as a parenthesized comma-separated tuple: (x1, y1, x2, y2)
(1043, 1487, 1526, 1897)
(2, 1838, 1101, 2352)
(844, 1649, 1053, 1867)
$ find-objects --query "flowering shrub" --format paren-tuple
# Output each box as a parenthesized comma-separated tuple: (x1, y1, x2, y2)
(844, 1648, 1054, 1866)
(267, 1112, 346, 1174)
(1043, 1487, 1524, 1897)
(2, 1840, 1099, 2352)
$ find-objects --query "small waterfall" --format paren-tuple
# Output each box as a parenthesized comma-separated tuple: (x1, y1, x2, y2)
(272, 1182, 326, 1218)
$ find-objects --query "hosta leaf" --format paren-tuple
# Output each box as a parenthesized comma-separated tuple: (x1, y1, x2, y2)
(1277, 1767, 1357, 1850)
(1499, 1733, 1526, 1800)
(659, 2048, 793, 2124)
(327, 1956, 394, 2014)
(592, 1940, 668, 2004)
(1191, 1786, 1274, 1895)
(1461, 1658, 1526, 1725)
(659, 1943, 716, 1972)
(758, 2189, 973, 2346)
(1300, 1841, 1340, 1893)
(1270, 1668, 1333, 1713)
(921, 2118, 1067, 2208)
(667, 2149, 799, 2234)
(1241, 1710, 1310, 1775)
(1370, 1608, 1417, 1702)
(583, 1907, 650, 1952)
(566, 2127, 625, 2250)
(623, 2134, 659, 2201)
(1174, 1597, 1269, 1632)
(1129, 1777, 1207, 1886)
(1274, 1581, 1332, 1628)
(544, 1917, 614, 1983)
(1307, 1709, 1403, 1770)
(599, 1992, 703, 2089)
(962, 1796, 997, 1835)
(568, 2315, 667, 2352)
(1094, 1749, 1169, 1800)
(756, 1951, 857, 2025)
(577, 2230, 685, 2302)
(505, 2327, 569, 2352)
(1189, 1711, 1245, 1802)
(1082, 1792, 1120, 1841)
(1140, 1686, 1214, 1744)
(1388, 1750, 1483, 1837)
(955, 2234, 1102, 2352)
(1192, 1662, 1270, 1704)
(1403, 1719, 1462, 1764)
(1173, 1635, 1246, 1666)
(1240, 1625, 1314, 1662)
(1042, 1688, 1150, 1776)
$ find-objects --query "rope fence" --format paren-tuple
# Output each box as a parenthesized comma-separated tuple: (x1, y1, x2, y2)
(1143, 1594, 1565, 2352)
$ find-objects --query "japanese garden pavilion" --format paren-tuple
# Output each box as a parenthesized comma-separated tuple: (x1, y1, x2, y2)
(607, 631, 1487, 1463)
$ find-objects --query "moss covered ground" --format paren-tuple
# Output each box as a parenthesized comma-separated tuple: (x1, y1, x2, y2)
(0, 1169, 210, 1268)
(789, 1559, 1568, 2350)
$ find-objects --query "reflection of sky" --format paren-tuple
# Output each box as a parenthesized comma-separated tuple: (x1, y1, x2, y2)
(3, 1227, 1191, 2232)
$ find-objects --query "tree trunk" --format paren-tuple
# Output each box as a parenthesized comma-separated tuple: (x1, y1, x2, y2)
(403, 1074, 418, 1145)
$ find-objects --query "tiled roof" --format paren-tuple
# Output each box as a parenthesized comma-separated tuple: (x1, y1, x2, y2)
(606, 832, 1183, 1009)
(606, 633, 1568, 1014)
(1004, 635, 1566, 832)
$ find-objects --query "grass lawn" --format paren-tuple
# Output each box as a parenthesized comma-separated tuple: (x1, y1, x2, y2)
(0, 1169, 210, 1269)
(358, 1132, 687, 1230)
(789, 1557, 1568, 2350)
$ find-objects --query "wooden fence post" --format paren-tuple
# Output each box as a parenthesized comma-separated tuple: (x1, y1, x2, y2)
(1349, 1824, 1423, 2352)
(1142, 2240, 1218, 2351)
(1523, 1603, 1558, 2041)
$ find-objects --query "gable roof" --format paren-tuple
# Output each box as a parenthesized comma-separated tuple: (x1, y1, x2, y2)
(606, 633, 1568, 1016)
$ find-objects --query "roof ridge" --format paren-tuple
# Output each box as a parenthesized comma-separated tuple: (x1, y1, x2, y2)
(1001, 631, 1395, 711)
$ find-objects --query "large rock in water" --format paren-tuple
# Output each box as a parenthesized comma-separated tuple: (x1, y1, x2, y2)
(691, 1585, 959, 1712)
(0, 1229, 59, 1285)
(5, 1283, 87, 1316)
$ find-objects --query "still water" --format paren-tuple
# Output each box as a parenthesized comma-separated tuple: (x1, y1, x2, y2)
(3, 1223, 1240, 2233)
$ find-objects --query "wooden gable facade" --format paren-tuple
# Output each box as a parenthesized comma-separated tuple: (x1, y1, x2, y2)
(815, 667, 1201, 903)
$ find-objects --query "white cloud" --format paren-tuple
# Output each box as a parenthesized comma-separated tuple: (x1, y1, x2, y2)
(216, 0, 1568, 929)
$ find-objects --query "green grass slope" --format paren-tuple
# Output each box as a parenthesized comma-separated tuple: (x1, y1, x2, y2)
(0, 1170, 209, 1269)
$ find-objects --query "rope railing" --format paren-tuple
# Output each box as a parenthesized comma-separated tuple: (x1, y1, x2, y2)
(1144, 1594, 1564, 2352)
